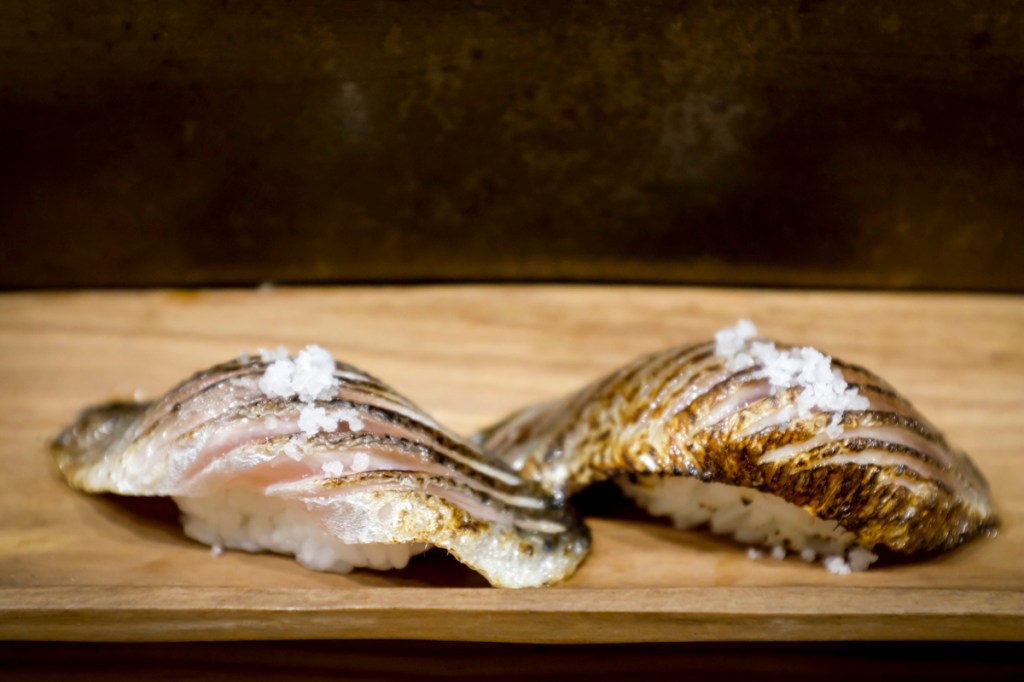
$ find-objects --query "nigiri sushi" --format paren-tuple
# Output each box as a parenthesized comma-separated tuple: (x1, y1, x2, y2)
(52, 345, 589, 588)
(477, 321, 997, 573)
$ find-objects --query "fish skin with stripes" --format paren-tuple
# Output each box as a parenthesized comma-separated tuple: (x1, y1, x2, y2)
(476, 322, 997, 573)
(52, 348, 590, 588)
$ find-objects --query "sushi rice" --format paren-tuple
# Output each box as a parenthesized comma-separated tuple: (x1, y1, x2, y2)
(619, 476, 878, 574)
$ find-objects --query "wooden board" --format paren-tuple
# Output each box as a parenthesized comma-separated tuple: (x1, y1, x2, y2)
(1, 286, 1021, 643)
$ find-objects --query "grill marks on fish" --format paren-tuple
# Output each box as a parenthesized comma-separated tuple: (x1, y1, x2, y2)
(138, 362, 428, 446)
(52, 354, 589, 587)
(316, 470, 571, 536)
(128, 360, 527, 496)
(478, 342, 997, 556)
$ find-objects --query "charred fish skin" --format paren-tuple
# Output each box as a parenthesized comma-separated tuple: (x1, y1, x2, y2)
(52, 347, 589, 588)
(477, 329, 997, 558)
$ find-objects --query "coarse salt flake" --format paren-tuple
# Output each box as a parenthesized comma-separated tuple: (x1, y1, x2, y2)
(259, 358, 296, 398)
(351, 452, 370, 473)
(826, 413, 845, 439)
(258, 344, 339, 402)
(259, 345, 289, 362)
(322, 460, 346, 477)
(823, 555, 852, 575)
(337, 408, 365, 433)
(712, 320, 870, 421)
(291, 345, 338, 402)
(298, 405, 341, 438)
(714, 319, 759, 358)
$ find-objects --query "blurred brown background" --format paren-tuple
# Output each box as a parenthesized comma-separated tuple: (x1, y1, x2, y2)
(2, 0, 1022, 290)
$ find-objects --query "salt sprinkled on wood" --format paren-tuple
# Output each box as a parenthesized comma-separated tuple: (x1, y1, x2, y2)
(823, 555, 852, 575)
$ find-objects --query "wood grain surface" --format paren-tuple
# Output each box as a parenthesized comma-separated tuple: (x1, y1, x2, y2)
(0, 286, 1021, 642)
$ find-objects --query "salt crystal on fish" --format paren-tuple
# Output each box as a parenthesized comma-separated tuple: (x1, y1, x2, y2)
(714, 319, 758, 358)
(298, 405, 340, 437)
(322, 460, 346, 477)
(290, 345, 338, 402)
(826, 413, 844, 439)
(259, 358, 296, 398)
(337, 408, 365, 433)
(259, 345, 338, 402)
(259, 346, 290, 362)
(714, 321, 869, 420)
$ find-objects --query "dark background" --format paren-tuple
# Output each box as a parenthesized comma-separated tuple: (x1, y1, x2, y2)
(2, 0, 1023, 290)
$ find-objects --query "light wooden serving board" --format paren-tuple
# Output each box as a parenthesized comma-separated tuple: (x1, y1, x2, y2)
(1, 286, 1021, 643)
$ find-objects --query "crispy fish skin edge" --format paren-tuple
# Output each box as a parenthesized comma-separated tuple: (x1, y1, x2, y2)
(50, 359, 591, 588)
(477, 342, 999, 556)
(308, 474, 591, 588)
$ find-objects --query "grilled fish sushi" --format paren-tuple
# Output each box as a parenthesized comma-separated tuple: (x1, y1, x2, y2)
(477, 322, 997, 573)
(53, 346, 590, 588)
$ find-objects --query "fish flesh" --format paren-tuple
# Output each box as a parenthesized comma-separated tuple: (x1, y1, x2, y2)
(477, 322, 997, 572)
(53, 346, 590, 588)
